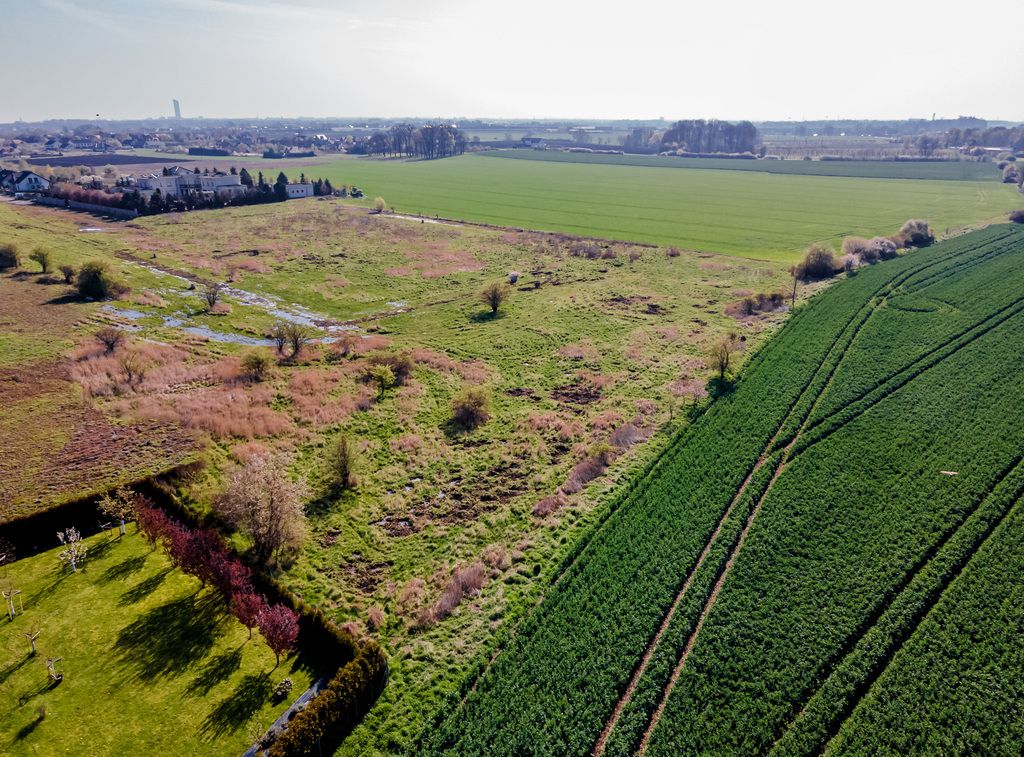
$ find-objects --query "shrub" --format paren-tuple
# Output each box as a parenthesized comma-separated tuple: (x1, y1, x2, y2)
(59, 264, 76, 283)
(77, 261, 128, 300)
(870, 236, 899, 260)
(95, 326, 126, 354)
(272, 677, 294, 702)
(367, 352, 414, 385)
(1010, 209, 1024, 224)
(330, 434, 359, 490)
(0, 243, 21, 269)
(841, 237, 870, 258)
(1003, 164, 1021, 183)
(896, 219, 935, 248)
(452, 387, 491, 430)
(479, 281, 510, 315)
(793, 244, 839, 282)
(241, 350, 273, 382)
(373, 196, 387, 213)
(28, 248, 51, 273)
(666, 247, 681, 258)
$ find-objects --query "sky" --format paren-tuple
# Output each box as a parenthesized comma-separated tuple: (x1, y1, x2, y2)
(5, 0, 1022, 123)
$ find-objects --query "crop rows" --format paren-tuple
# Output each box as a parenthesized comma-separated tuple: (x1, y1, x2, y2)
(427, 225, 1024, 755)
(642, 227, 1024, 754)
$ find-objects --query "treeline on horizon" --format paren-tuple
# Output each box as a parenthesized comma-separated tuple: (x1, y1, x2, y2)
(354, 122, 467, 159)
(622, 119, 759, 154)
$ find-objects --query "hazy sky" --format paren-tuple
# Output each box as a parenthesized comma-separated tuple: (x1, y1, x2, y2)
(6, 0, 1022, 123)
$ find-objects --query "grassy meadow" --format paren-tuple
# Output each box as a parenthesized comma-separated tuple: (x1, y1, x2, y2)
(0, 530, 313, 756)
(0, 196, 803, 753)
(310, 154, 1022, 262)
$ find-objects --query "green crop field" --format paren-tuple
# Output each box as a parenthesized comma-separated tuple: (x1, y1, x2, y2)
(0, 530, 314, 756)
(315, 154, 1022, 262)
(429, 224, 1024, 755)
(481, 148, 1004, 181)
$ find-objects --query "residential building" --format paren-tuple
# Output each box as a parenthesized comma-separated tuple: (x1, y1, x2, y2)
(285, 183, 314, 198)
(0, 170, 50, 193)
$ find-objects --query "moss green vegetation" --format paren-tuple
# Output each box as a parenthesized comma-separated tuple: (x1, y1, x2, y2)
(0, 531, 312, 756)
(431, 224, 1024, 755)
(481, 148, 1004, 181)
(312, 154, 1021, 262)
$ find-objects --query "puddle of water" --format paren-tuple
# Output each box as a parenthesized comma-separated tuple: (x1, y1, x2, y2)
(101, 304, 148, 320)
(79, 227, 106, 233)
(387, 300, 408, 308)
(161, 315, 277, 346)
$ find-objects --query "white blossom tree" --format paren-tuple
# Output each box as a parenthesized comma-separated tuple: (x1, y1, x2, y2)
(57, 528, 87, 572)
(99, 487, 137, 537)
(214, 455, 307, 565)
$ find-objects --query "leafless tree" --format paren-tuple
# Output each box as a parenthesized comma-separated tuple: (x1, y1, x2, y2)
(120, 351, 147, 385)
(214, 455, 307, 565)
(711, 338, 733, 379)
(23, 627, 40, 656)
(203, 283, 223, 312)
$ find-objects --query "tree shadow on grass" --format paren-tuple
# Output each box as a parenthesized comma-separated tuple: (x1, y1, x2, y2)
(469, 309, 506, 323)
(113, 592, 226, 683)
(100, 553, 148, 585)
(12, 714, 44, 743)
(198, 672, 271, 740)
(0, 655, 30, 685)
(185, 647, 243, 698)
(117, 567, 172, 606)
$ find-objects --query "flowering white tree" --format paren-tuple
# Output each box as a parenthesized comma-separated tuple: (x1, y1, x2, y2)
(57, 528, 87, 572)
(214, 455, 306, 565)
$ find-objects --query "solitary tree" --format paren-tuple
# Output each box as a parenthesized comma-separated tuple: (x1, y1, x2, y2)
(59, 264, 76, 284)
(479, 281, 510, 315)
(452, 386, 491, 430)
(258, 604, 299, 667)
(711, 338, 733, 379)
(368, 364, 394, 397)
(23, 627, 41, 656)
(28, 248, 52, 273)
(241, 350, 273, 382)
(283, 323, 311, 359)
(203, 283, 223, 312)
(214, 455, 307, 565)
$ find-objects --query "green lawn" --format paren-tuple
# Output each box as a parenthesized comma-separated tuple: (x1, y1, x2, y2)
(0, 531, 314, 756)
(481, 149, 1004, 181)
(313, 154, 1022, 262)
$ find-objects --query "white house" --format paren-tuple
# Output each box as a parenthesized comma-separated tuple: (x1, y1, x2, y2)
(1, 170, 50, 194)
(285, 183, 314, 199)
(138, 167, 244, 198)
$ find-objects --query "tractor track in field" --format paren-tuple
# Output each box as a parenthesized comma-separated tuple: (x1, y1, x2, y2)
(595, 262, 910, 755)
(768, 456, 1024, 755)
(629, 237, 1002, 754)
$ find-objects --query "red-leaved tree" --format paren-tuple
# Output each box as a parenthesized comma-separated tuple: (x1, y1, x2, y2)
(258, 604, 299, 667)
(230, 592, 268, 640)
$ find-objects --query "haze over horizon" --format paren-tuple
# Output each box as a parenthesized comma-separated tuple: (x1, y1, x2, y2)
(6, 0, 1023, 124)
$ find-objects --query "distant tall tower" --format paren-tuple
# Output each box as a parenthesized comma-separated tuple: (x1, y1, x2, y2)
(173, 99, 182, 119)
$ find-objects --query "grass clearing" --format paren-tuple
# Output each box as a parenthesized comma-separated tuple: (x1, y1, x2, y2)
(310, 154, 1022, 262)
(0, 530, 314, 756)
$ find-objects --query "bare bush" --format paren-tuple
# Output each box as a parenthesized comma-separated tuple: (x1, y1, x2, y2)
(95, 326, 126, 354)
(77, 261, 128, 300)
(841, 237, 870, 258)
(479, 281, 510, 315)
(329, 434, 359, 490)
(896, 219, 935, 248)
(533, 492, 569, 517)
(666, 247, 681, 258)
(1009, 209, 1024, 224)
(59, 264, 76, 284)
(203, 283, 223, 312)
(869, 236, 899, 260)
(432, 562, 486, 622)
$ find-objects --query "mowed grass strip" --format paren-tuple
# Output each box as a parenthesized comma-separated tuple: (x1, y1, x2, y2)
(481, 149, 1004, 181)
(316, 154, 1022, 262)
(0, 531, 314, 756)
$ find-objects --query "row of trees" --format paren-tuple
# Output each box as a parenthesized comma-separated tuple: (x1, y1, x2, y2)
(944, 125, 1024, 151)
(359, 123, 467, 159)
(136, 496, 300, 665)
